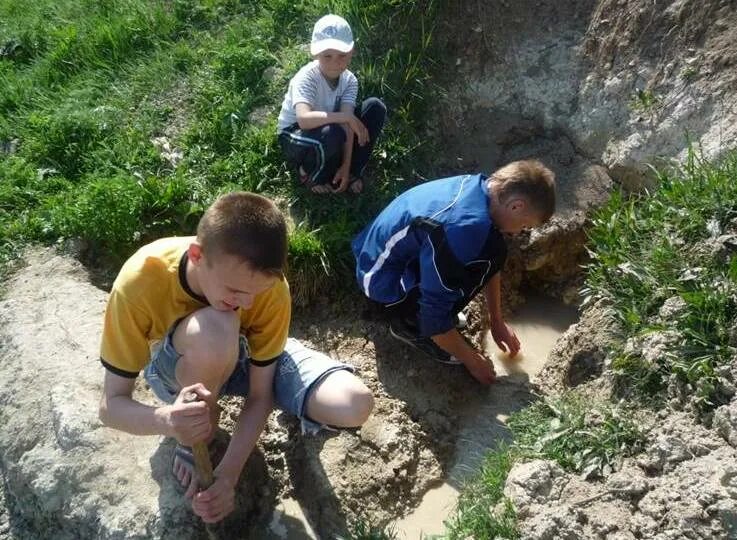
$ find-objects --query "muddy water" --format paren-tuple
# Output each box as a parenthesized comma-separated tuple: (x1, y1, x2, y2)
(262, 295, 577, 539)
(394, 295, 578, 539)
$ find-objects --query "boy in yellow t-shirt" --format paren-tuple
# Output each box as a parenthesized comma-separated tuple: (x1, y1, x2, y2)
(98, 192, 374, 524)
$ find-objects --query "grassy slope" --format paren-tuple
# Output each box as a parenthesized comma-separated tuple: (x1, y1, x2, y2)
(0, 0, 439, 296)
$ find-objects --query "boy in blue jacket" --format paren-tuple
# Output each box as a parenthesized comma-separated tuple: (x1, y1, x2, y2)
(352, 160, 556, 384)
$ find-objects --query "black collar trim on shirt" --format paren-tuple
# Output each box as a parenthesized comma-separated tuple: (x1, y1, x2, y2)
(178, 250, 209, 305)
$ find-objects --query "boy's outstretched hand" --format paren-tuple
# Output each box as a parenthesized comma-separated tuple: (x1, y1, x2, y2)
(464, 351, 497, 385)
(490, 319, 520, 357)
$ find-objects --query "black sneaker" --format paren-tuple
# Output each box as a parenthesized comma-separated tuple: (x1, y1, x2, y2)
(389, 322, 463, 365)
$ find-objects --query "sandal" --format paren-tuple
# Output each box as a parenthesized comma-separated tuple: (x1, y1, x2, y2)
(171, 430, 230, 496)
(348, 176, 364, 194)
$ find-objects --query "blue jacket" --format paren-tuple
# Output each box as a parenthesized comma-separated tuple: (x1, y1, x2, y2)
(352, 174, 507, 337)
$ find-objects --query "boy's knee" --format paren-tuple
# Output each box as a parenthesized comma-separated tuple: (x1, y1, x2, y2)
(322, 123, 346, 141)
(350, 384, 375, 425)
(173, 307, 240, 364)
(340, 380, 374, 426)
(362, 97, 387, 114)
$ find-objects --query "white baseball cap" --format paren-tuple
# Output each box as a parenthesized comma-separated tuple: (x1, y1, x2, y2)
(310, 14, 354, 55)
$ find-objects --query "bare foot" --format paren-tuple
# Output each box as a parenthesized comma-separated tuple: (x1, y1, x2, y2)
(349, 177, 363, 193)
(172, 445, 200, 499)
(311, 184, 333, 194)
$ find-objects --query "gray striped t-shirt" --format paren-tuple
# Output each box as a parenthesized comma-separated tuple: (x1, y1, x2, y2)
(277, 60, 358, 133)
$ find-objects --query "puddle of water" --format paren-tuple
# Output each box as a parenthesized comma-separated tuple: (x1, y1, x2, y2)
(394, 295, 578, 538)
(255, 296, 577, 539)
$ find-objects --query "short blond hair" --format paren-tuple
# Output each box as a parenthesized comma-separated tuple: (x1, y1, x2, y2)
(197, 192, 287, 277)
(492, 160, 556, 221)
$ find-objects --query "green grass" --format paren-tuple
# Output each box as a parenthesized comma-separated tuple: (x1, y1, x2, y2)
(629, 88, 661, 113)
(339, 519, 398, 540)
(438, 393, 644, 539)
(508, 394, 644, 478)
(582, 149, 737, 411)
(0, 0, 441, 296)
(441, 447, 518, 540)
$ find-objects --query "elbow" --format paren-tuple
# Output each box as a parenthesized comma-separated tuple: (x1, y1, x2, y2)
(296, 117, 310, 130)
(98, 397, 112, 426)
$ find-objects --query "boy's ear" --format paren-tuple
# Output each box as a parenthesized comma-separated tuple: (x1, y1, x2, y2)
(507, 197, 528, 214)
(188, 242, 203, 265)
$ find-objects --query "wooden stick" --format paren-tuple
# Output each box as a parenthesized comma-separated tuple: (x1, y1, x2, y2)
(183, 392, 221, 539)
(184, 392, 215, 488)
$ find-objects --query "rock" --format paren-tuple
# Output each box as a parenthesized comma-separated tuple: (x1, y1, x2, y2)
(519, 506, 585, 540)
(606, 463, 651, 499)
(534, 300, 621, 395)
(657, 296, 688, 321)
(503, 460, 565, 517)
(0, 249, 206, 539)
(714, 400, 737, 448)
(637, 436, 690, 473)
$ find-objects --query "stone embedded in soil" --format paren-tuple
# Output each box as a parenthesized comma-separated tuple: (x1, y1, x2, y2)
(533, 299, 622, 397)
(715, 399, 737, 449)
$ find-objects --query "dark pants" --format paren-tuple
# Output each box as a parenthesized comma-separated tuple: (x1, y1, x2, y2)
(382, 252, 497, 337)
(383, 286, 477, 337)
(278, 97, 387, 187)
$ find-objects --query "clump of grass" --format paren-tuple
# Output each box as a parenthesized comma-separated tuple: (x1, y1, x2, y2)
(287, 224, 330, 307)
(439, 395, 644, 539)
(442, 447, 518, 540)
(508, 394, 644, 478)
(629, 88, 661, 113)
(338, 519, 397, 540)
(583, 149, 737, 410)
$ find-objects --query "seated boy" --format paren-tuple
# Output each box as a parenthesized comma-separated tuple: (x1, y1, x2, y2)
(99, 192, 374, 523)
(277, 14, 386, 194)
(352, 160, 556, 384)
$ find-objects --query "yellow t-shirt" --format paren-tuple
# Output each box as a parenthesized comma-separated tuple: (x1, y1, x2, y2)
(100, 237, 291, 377)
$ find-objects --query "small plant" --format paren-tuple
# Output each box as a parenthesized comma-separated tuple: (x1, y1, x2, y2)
(680, 65, 698, 81)
(508, 394, 644, 478)
(584, 149, 737, 411)
(629, 88, 661, 113)
(339, 519, 398, 540)
(287, 224, 330, 307)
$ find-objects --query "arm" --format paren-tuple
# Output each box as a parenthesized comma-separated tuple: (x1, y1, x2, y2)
(483, 273, 520, 356)
(415, 233, 496, 385)
(99, 371, 212, 444)
(295, 102, 369, 143)
(192, 361, 276, 523)
(431, 328, 496, 384)
(333, 103, 356, 192)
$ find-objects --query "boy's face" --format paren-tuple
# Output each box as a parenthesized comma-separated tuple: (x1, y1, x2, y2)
(192, 248, 277, 311)
(315, 48, 353, 79)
